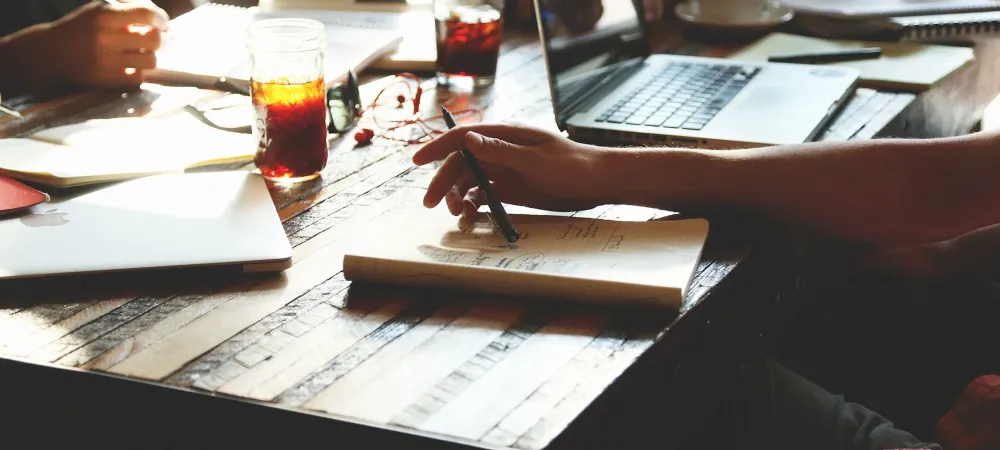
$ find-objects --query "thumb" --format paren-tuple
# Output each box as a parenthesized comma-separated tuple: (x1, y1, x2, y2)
(465, 132, 527, 168)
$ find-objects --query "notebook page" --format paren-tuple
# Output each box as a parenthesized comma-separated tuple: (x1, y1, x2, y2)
(149, 4, 403, 86)
(0, 113, 255, 184)
(344, 206, 709, 307)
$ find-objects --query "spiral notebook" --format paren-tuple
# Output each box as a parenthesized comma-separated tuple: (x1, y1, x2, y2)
(892, 11, 1000, 41)
(779, 0, 1000, 18)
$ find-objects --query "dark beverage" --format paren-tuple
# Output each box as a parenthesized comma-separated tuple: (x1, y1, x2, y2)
(435, 6, 503, 85)
(251, 77, 329, 181)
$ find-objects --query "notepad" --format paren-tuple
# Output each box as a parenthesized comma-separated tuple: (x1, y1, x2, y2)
(146, 4, 405, 90)
(258, 0, 438, 72)
(0, 114, 255, 188)
(728, 32, 974, 91)
(343, 206, 709, 309)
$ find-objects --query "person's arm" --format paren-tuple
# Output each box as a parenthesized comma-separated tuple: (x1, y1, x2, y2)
(605, 130, 1000, 246)
(0, 2, 168, 96)
(413, 125, 1000, 248)
(0, 24, 55, 95)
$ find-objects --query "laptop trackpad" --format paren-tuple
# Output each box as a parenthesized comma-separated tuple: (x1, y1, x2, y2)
(720, 86, 831, 141)
(740, 87, 801, 113)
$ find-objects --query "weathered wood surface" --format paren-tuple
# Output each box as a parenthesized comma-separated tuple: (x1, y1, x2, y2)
(3, 15, 999, 447)
(0, 30, 755, 449)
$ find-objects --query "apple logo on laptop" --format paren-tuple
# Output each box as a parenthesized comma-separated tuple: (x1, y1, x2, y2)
(20, 209, 70, 227)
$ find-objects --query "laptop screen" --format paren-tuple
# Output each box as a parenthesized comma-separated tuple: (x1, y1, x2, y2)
(535, 0, 650, 127)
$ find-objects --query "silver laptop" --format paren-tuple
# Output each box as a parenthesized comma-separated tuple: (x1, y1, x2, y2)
(0, 171, 292, 280)
(534, 0, 861, 148)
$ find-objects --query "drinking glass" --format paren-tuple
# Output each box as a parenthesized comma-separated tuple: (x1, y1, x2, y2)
(247, 18, 329, 182)
(434, 0, 504, 88)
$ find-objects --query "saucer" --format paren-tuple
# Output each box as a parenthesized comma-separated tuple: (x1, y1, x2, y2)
(674, 1, 794, 31)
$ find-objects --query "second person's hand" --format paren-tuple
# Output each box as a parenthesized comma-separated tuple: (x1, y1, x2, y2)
(40, 1, 169, 89)
(412, 124, 614, 218)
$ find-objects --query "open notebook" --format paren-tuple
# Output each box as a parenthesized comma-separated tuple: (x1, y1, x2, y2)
(147, 4, 405, 90)
(343, 207, 709, 309)
(0, 114, 254, 188)
(258, 0, 438, 72)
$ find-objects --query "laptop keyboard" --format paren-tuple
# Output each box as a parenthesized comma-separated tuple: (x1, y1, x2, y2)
(818, 89, 899, 141)
(596, 62, 760, 131)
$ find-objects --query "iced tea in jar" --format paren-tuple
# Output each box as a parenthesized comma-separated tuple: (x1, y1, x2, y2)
(247, 18, 328, 182)
(434, 0, 504, 88)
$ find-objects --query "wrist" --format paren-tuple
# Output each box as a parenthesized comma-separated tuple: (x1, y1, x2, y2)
(598, 146, 731, 210)
(0, 24, 62, 95)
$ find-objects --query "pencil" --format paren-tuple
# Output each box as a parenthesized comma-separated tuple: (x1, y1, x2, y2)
(440, 106, 520, 243)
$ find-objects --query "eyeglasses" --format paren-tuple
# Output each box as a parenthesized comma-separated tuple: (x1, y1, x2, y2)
(327, 69, 361, 134)
(184, 69, 362, 136)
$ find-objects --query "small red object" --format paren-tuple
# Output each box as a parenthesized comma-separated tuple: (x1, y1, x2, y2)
(351, 72, 483, 146)
(0, 175, 48, 215)
(354, 128, 376, 145)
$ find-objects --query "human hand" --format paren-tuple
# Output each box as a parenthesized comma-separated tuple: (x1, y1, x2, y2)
(643, 0, 667, 22)
(412, 124, 613, 218)
(548, 0, 604, 35)
(40, 1, 169, 89)
(865, 223, 1000, 279)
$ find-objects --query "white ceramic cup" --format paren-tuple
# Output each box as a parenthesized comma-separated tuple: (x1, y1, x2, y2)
(685, 0, 771, 23)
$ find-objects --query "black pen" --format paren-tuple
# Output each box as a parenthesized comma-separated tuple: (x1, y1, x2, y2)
(440, 106, 520, 243)
(768, 47, 882, 64)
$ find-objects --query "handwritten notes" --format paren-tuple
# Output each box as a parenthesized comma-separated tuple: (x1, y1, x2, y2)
(342, 207, 709, 308)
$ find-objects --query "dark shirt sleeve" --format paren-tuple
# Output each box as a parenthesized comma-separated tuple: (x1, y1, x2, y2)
(0, 0, 88, 37)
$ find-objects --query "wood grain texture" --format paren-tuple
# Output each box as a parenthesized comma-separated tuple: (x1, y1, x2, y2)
(4, 17, 991, 448)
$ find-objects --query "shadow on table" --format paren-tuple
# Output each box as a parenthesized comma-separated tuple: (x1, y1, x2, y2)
(0, 266, 282, 309)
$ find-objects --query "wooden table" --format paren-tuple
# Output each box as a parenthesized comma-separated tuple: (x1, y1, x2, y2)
(2, 19, 999, 449)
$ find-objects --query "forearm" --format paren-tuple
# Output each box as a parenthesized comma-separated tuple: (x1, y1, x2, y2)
(0, 25, 59, 96)
(601, 132, 1000, 246)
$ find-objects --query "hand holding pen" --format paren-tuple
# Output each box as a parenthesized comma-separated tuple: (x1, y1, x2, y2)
(22, 1, 170, 90)
(440, 107, 520, 242)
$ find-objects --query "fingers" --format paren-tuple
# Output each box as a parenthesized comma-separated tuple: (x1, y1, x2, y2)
(98, 28, 163, 53)
(459, 183, 536, 220)
(424, 152, 468, 208)
(117, 51, 158, 70)
(644, 0, 665, 22)
(463, 132, 530, 166)
(99, 4, 169, 30)
(88, 51, 156, 88)
(412, 123, 552, 165)
(445, 172, 477, 215)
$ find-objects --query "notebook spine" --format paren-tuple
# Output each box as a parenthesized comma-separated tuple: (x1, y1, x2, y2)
(901, 19, 1000, 41)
